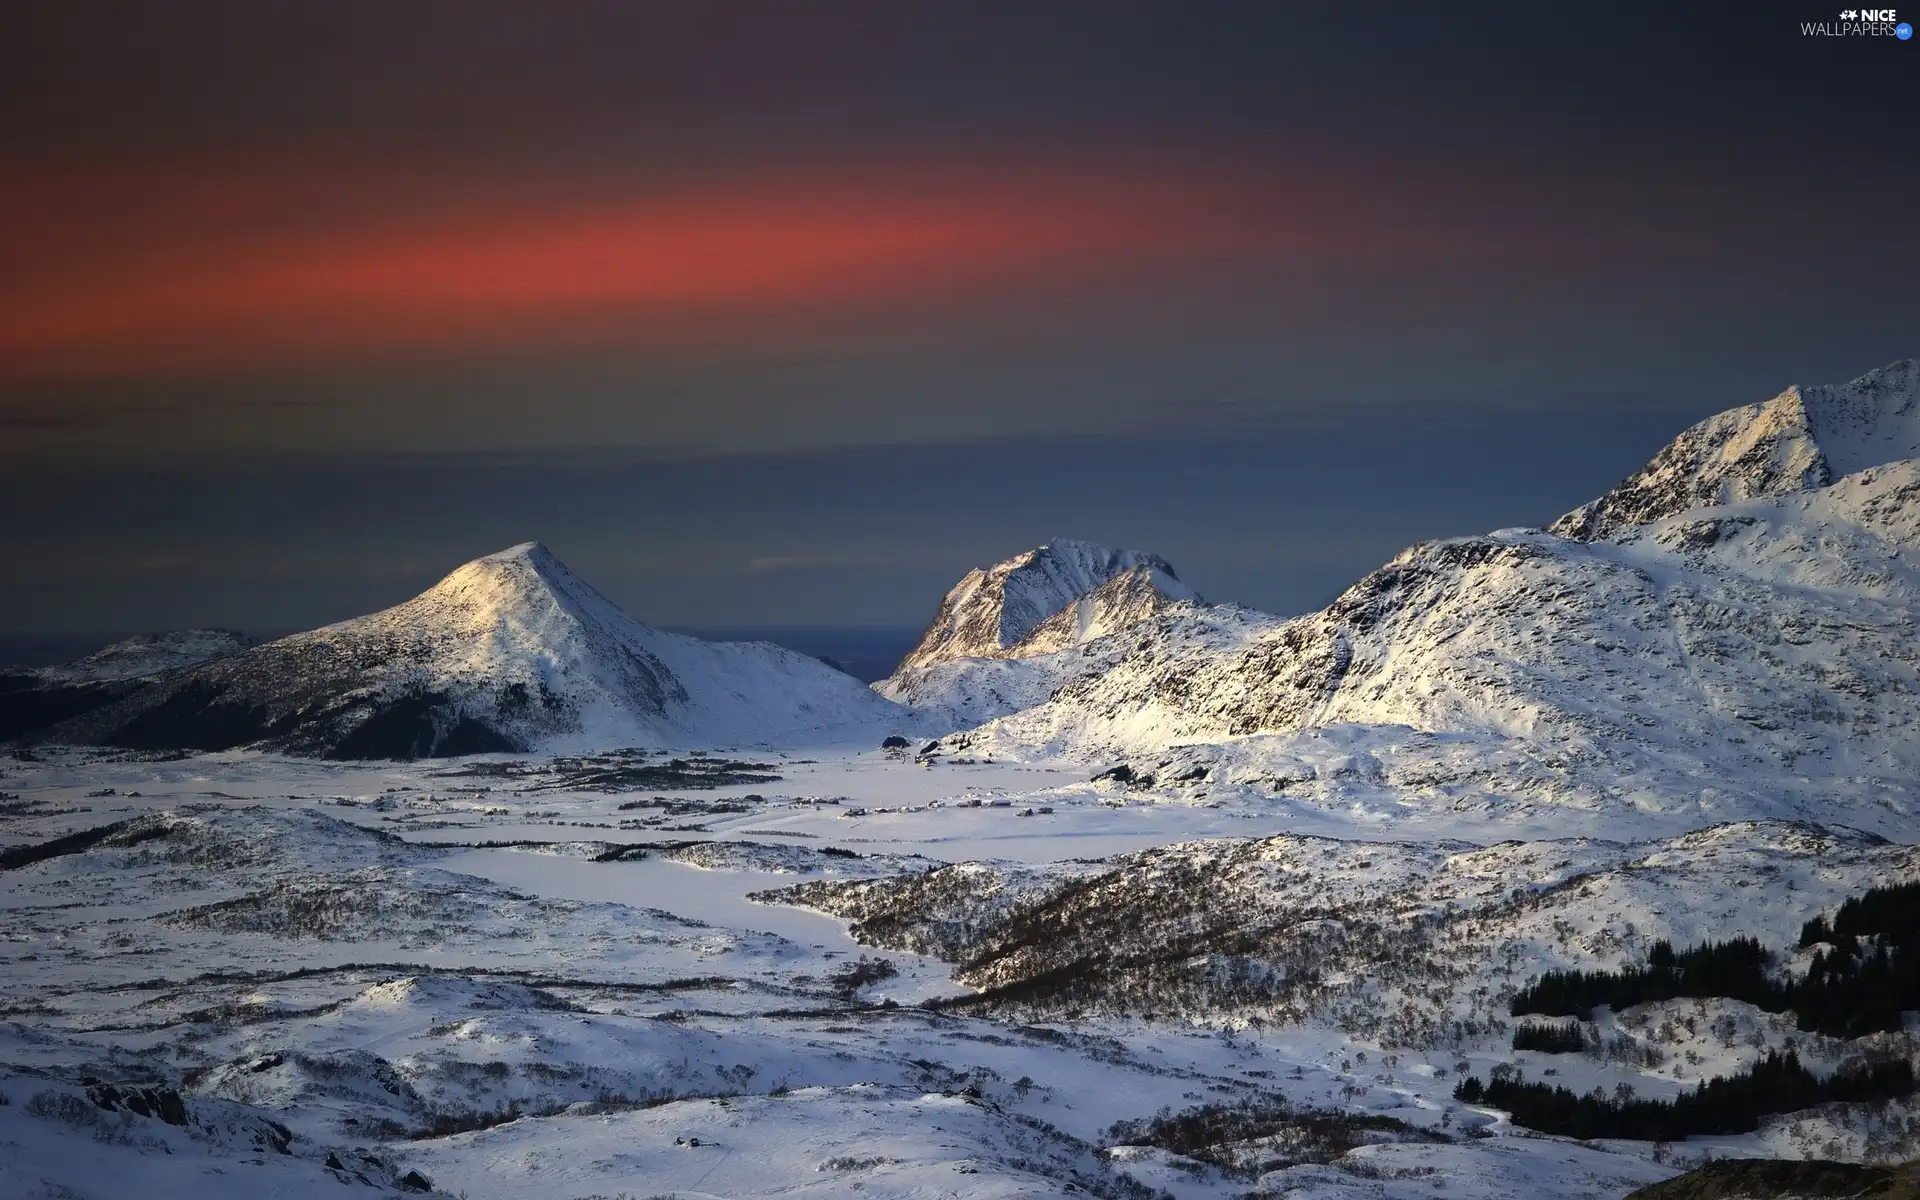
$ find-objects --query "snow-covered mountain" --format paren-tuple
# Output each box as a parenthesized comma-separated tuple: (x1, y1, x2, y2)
(877, 540, 1201, 723)
(14, 543, 914, 758)
(922, 362, 1920, 835)
(1553, 358, 1919, 541)
(28, 630, 260, 684)
(891, 539, 1197, 674)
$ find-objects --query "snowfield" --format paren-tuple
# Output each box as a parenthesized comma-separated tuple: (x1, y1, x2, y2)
(2, 749, 1915, 1198)
(4, 361, 1920, 1197)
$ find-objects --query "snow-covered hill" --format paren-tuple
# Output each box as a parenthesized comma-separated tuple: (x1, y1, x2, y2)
(778, 818, 1917, 1038)
(16, 543, 915, 758)
(921, 362, 1920, 835)
(27, 630, 261, 683)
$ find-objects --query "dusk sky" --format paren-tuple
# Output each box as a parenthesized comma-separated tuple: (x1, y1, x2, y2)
(3, 1, 1916, 637)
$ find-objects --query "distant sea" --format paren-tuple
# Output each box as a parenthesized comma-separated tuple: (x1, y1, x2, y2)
(0, 626, 923, 684)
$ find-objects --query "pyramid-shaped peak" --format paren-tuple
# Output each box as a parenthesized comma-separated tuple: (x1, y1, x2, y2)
(395, 541, 641, 648)
(10, 539, 907, 758)
(487, 540, 555, 560)
(437, 542, 572, 588)
(463, 541, 564, 573)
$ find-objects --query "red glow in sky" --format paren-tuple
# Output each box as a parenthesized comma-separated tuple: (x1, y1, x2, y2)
(0, 156, 1401, 380)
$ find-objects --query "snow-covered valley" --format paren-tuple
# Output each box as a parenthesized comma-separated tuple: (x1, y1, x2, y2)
(3, 747, 1916, 1199)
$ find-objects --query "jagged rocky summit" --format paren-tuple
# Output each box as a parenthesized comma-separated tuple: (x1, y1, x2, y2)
(875, 539, 1203, 725)
(892, 538, 1199, 672)
(3, 543, 911, 758)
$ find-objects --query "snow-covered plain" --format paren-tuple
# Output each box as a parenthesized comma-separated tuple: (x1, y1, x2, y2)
(3, 746, 1914, 1199)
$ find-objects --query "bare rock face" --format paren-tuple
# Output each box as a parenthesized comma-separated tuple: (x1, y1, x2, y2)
(892, 539, 1199, 675)
(1552, 359, 1920, 541)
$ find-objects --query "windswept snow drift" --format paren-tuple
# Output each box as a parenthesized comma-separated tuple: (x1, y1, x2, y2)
(9, 543, 916, 758)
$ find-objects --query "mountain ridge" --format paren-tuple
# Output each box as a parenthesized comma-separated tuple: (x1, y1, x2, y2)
(919, 360, 1920, 837)
(24, 629, 260, 683)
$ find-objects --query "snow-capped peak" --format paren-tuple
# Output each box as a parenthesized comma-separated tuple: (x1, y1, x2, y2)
(1553, 358, 1920, 541)
(893, 538, 1198, 674)
(375, 540, 659, 689)
(894, 362, 1920, 836)
(411, 540, 608, 627)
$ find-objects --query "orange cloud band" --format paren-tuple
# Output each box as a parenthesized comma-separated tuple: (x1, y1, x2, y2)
(0, 153, 1519, 381)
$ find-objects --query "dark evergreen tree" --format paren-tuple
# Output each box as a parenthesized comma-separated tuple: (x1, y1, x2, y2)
(1454, 1053, 1913, 1141)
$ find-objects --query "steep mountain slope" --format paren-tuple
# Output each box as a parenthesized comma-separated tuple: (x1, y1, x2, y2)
(1553, 359, 1919, 541)
(880, 596, 1267, 731)
(928, 363, 1920, 834)
(15, 543, 913, 758)
(890, 539, 1197, 674)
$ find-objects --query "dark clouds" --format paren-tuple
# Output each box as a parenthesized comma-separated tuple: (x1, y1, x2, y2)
(5, 2, 1911, 162)
(1, 1, 1915, 631)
